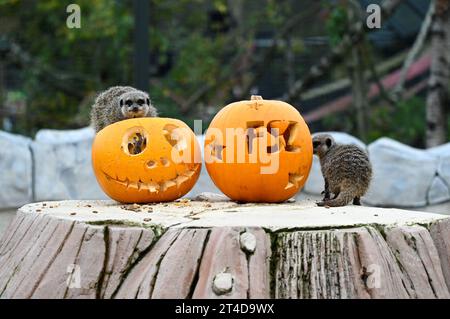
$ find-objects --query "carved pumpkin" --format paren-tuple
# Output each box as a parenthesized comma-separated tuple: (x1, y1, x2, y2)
(204, 95, 312, 202)
(92, 118, 201, 203)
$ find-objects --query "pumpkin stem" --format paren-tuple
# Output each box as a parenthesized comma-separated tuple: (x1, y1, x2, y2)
(250, 95, 263, 100)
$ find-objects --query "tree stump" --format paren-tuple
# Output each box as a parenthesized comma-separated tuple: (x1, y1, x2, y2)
(1, 199, 450, 299)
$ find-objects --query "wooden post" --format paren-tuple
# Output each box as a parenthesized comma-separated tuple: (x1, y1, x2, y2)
(1, 199, 450, 299)
(133, 0, 150, 91)
(426, 0, 450, 148)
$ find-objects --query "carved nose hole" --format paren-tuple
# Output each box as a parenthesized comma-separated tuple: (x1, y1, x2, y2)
(163, 124, 180, 147)
(147, 160, 156, 169)
(160, 157, 170, 167)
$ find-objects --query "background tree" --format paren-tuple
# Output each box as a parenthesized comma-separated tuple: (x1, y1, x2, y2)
(426, 0, 450, 147)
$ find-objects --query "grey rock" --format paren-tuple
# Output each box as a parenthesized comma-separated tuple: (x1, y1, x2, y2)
(427, 176, 450, 205)
(32, 127, 106, 201)
(0, 131, 33, 208)
(212, 272, 233, 295)
(365, 138, 437, 207)
(239, 231, 257, 254)
(35, 126, 95, 143)
(427, 142, 450, 191)
(185, 134, 222, 197)
(302, 157, 324, 195)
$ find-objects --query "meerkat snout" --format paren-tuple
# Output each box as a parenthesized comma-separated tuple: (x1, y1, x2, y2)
(312, 134, 334, 158)
(119, 92, 152, 119)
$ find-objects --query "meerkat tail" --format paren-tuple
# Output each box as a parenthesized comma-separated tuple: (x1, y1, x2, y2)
(318, 180, 358, 207)
(320, 191, 354, 207)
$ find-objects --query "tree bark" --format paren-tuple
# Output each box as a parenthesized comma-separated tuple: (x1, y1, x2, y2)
(349, 44, 369, 142)
(1, 200, 450, 299)
(426, 0, 450, 148)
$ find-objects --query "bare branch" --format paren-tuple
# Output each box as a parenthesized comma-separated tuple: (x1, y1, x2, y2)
(282, 0, 406, 103)
(394, 1, 434, 98)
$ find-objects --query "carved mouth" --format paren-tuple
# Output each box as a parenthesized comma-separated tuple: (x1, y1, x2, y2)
(103, 164, 199, 193)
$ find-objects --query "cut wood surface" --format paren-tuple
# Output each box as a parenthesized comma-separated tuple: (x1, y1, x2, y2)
(0, 198, 450, 299)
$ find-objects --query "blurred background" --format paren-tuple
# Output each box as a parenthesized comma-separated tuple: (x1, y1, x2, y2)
(0, 0, 448, 147)
(1, 0, 450, 234)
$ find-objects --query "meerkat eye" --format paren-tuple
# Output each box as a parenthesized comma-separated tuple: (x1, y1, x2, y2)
(313, 141, 320, 148)
(137, 99, 144, 105)
(125, 100, 133, 106)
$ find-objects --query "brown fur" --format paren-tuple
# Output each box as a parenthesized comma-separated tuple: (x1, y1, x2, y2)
(90, 86, 158, 132)
(313, 134, 372, 207)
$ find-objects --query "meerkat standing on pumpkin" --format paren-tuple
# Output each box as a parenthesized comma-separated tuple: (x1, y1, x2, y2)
(90, 86, 158, 132)
(312, 134, 372, 207)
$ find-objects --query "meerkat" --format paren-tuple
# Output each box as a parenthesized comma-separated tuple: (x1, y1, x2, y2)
(312, 134, 372, 207)
(90, 86, 158, 132)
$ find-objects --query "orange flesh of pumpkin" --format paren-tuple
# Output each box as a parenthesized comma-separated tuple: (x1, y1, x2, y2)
(204, 96, 313, 203)
(92, 117, 201, 203)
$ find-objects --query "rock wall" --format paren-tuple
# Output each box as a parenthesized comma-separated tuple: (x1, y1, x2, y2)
(0, 131, 33, 208)
(0, 128, 449, 209)
(32, 128, 106, 201)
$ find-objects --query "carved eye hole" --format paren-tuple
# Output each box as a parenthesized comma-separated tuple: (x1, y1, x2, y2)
(122, 127, 148, 155)
(125, 100, 133, 106)
(137, 99, 144, 105)
(162, 124, 187, 151)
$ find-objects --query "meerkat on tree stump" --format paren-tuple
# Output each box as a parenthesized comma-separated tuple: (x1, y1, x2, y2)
(313, 134, 372, 207)
(90, 86, 158, 132)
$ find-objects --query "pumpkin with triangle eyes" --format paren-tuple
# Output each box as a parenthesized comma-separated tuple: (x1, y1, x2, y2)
(204, 95, 312, 203)
(92, 118, 201, 203)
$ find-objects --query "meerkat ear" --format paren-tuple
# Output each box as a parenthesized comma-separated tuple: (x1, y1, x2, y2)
(119, 99, 124, 107)
(146, 98, 150, 105)
(325, 138, 332, 148)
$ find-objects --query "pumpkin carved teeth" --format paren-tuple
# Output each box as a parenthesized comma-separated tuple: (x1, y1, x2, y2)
(182, 170, 196, 178)
(102, 163, 199, 193)
(175, 175, 189, 187)
(147, 182, 159, 193)
(128, 181, 137, 189)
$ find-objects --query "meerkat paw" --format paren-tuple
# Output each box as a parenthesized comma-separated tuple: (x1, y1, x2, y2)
(321, 191, 331, 201)
(353, 197, 361, 205)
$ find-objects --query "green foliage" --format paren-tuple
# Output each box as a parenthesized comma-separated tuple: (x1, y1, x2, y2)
(1, 0, 135, 135)
(325, 4, 349, 47)
(368, 97, 426, 146)
(0, 0, 325, 136)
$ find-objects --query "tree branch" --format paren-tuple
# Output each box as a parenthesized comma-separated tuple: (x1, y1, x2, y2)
(393, 0, 434, 98)
(282, 0, 406, 103)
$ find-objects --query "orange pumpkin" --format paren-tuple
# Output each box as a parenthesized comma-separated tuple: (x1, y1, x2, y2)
(92, 118, 201, 203)
(204, 95, 312, 202)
